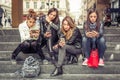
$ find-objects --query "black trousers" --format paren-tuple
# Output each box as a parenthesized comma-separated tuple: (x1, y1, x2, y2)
(12, 40, 45, 60)
(53, 45, 82, 67)
(0, 17, 3, 26)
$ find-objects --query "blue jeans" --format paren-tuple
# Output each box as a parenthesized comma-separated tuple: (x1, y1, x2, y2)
(82, 37, 106, 59)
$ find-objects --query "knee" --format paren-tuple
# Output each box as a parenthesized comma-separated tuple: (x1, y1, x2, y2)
(64, 45, 71, 50)
(82, 37, 88, 43)
(99, 37, 106, 44)
(82, 37, 90, 45)
(21, 41, 30, 47)
(31, 42, 37, 47)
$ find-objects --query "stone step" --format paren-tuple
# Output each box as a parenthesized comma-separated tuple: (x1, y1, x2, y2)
(0, 25, 120, 80)
(0, 28, 19, 35)
(0, 34, 119, 42)
(0, 60, 119, 65)
(0, 42, 20, 51)
(0, 27, 120, 35)
(0, 42, 119, 51)
(0, 64, 120, 74)
(0, 35, 20, 42)
(0, 74, 119, 80)
(104, 34, 120, 42)
(80, 27, 120, 34)
(0, 42, 117, 47)
(104, 27, 120, 34)
(0, 50, 119, 61)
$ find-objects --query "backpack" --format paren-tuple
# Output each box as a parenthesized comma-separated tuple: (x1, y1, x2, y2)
(87, 49, 99, 68)
(21, 56, 41, 78)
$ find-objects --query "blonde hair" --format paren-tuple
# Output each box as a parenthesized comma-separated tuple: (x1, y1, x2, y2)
(61, 16, 76, 40)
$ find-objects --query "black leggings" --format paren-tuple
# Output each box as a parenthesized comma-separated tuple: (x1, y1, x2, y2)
(12, 40, 45, 60)
(0, 17, 3, 26)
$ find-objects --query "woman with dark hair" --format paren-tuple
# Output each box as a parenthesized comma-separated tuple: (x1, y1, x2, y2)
(0, 5, 4, 27)
(50, 16, 82, 76)
(82, 9, 106, 66)
(37, 8, 60, 62)
(11, 10, 45, 63)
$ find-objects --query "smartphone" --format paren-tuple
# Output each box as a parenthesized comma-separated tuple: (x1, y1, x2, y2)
(31, 30, 36, 33)
(60, 38, 65, 42)
(31, 29, 39, 33)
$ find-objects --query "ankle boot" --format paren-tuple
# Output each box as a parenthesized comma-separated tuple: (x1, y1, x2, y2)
(11, 54, 16, 60)
(50, 66, 63, 76)
(68, 56, 78, 64)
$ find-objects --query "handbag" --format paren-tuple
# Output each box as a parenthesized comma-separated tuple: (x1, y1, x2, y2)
(87, 49, 99, 68)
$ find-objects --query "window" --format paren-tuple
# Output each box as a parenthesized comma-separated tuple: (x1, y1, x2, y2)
(26, 2, 30, 9)
(34, 2, 37, 9)
(52, 1, 55, 7)
(57, 1, 59, 8)
(93, 3, 96, 9)
(41, 2, 45, 9)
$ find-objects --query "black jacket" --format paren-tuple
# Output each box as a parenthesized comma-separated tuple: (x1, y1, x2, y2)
(37, 15, 60, 48)
(60, 27, 82, 49)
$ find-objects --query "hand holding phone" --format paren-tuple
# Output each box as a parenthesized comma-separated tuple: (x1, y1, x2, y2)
(60, 38, 65, 43)
(59, 38, 65, 47)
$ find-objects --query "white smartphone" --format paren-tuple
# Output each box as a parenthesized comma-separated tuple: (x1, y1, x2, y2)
(60, 38, 65, 42)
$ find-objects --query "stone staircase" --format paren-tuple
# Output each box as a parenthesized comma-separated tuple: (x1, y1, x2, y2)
(0, 27, 120, 80)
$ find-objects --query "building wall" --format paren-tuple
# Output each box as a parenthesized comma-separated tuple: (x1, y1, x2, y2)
(0, 0, 11, 17)
(87, 0, 96, 9)
(96, 0, 110, 20)
(23, 0, 69, 17)
(81, 0, 110, 21)
(110, 0, 120, 21)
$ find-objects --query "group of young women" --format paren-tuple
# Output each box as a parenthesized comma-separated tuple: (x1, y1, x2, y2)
(11, 8, 106, 76)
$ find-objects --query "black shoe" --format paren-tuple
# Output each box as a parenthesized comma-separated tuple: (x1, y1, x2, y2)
(50, 66, 63, 76)
(11, 59, 17, 64)
(67, 56, 78, 64)
(42, 59, 49, 65)
(11, 55, 16, 64)
(11, 55, 16, 60)
(72, 56, 78, 63)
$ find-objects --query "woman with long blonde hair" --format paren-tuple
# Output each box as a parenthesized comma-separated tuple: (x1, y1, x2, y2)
(50, 16, 82, 76)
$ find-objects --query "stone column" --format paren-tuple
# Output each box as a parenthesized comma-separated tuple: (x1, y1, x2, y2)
(12, 0, 23, 28)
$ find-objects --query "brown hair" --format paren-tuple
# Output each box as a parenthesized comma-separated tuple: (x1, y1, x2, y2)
(61, 16, 76, 40)
(85, 8, 100, 31)
(47, 8, 60, 24)
(38, 11, 44, 18)
(26, 9, 37, 21)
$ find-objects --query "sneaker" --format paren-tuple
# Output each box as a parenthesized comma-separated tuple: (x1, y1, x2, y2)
(42, 59, 49, 65)
(82, 58, 88, 66)
(11, 59, 17, 64)
(98, 59, 104, 66)
(11, 56, 17, 64)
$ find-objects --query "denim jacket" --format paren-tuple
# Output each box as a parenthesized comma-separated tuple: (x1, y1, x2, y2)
(83, 21, 104, 38)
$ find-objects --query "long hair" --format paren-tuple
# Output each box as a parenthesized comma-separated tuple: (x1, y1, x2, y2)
(26, 9, 37, 21)
(61, 16, 76, 40)
(85, 8, 100, 31)
(47, 8, 60, 24)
